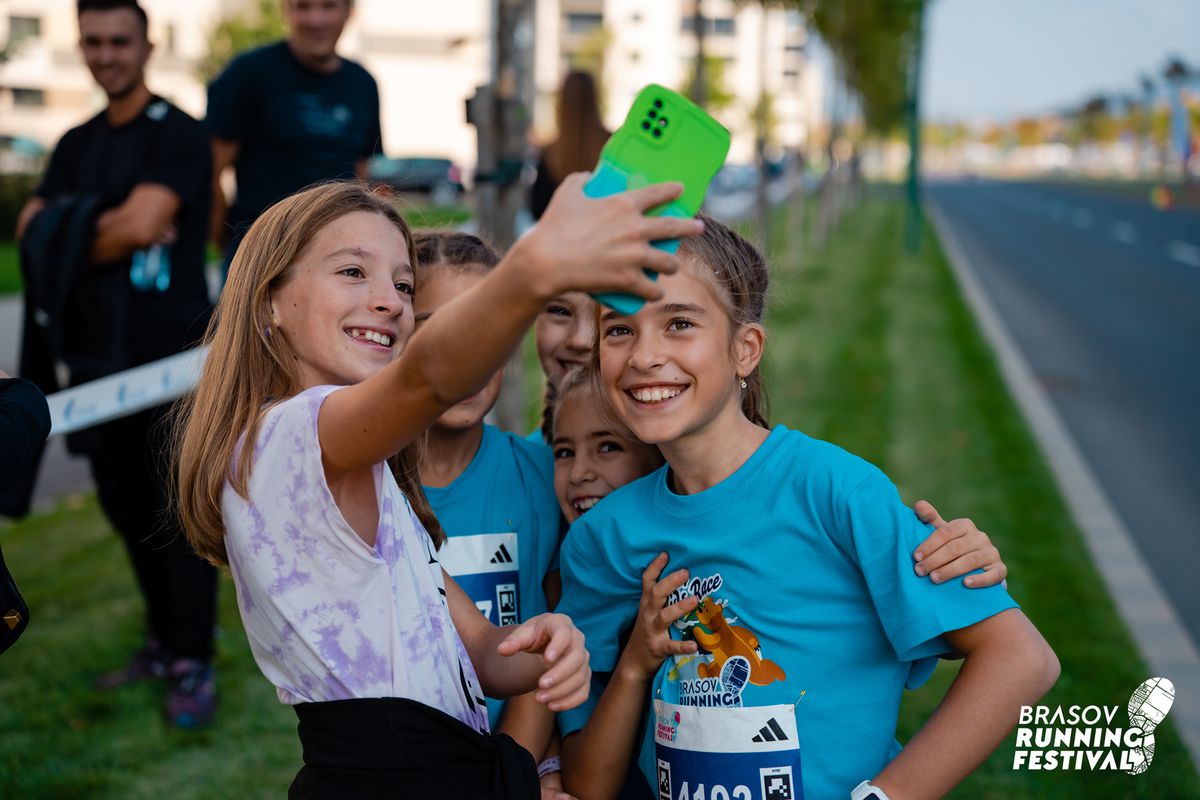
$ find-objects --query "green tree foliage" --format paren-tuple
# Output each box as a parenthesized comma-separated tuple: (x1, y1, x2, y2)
(807, 0, 922, 134)
(198, 0, 286, 83)
(680, 55, 737, 114)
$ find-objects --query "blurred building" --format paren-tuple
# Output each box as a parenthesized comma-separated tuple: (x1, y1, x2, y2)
(1, 0, 824, 170)
(549, 0, 823, 163)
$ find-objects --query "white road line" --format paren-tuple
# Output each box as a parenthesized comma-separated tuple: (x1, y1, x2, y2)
(1071, 208, 1095, 229)
(928, 199, 1200, 772)
(1167, 240, 1200, 267)
(1111, 220, 1138, 244)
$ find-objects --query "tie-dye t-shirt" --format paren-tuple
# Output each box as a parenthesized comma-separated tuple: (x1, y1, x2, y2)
(222, 385, 489, 731)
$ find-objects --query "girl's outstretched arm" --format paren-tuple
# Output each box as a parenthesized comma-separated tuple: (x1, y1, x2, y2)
(562, 553, 699, 800)
(319, 177, 704, 475)
(444, 571, 591, 711)
(869, 608, 1059, 797)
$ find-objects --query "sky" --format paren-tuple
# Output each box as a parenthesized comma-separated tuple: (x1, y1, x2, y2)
(923, 0, 1200, 122)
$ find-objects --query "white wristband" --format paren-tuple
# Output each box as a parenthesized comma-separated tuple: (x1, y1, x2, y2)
(537, 755, 562, 778)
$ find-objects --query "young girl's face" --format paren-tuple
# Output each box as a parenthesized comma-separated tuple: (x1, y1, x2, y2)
(270, 211, 415, 390)
(413, 265, 503, 431)
(598, 267, 743, 446)
(552, 387, 664, 523)
(535, 291, 595, 389)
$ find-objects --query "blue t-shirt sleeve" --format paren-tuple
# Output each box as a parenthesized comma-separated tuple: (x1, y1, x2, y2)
(206, 55, 252, 141)
(557, 516, 640, 672)
(840, 471, 1019, 663)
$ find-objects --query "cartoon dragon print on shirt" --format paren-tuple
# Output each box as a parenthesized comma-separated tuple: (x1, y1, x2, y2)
(669, 573, 787, 690)
(692, 596, 786, 685)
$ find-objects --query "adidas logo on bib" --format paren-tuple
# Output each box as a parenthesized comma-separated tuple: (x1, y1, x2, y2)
(752, 717, 790, 743)
(490, 543, 514, 564)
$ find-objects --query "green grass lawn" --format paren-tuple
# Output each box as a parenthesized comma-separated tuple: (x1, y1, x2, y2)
(1, 190, 1196, 798)
(0, 240, 19, 295)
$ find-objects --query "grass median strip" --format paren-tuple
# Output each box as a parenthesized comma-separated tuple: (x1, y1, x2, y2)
(1, 190, 1195, 798)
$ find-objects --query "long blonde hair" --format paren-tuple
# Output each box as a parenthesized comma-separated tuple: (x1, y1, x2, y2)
(173, 182, 443, 565)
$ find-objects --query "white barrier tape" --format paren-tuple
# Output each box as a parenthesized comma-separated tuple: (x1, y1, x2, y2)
(47, 346, 209, 436)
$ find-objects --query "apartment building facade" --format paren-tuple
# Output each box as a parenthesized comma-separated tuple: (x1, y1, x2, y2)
(1, 0, 823, 169)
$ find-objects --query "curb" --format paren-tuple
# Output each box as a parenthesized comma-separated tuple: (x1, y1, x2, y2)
(927, 197, 1200, 772)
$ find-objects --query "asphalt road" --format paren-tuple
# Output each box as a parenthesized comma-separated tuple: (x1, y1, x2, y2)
(928, 178, 1200, 647)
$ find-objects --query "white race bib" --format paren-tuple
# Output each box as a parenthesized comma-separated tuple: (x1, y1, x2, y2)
(654, 699, 803, 800)
(439, 532, 520, 625)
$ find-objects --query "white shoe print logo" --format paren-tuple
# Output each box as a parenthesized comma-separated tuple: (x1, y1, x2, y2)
(1125, 676, 1176, 775)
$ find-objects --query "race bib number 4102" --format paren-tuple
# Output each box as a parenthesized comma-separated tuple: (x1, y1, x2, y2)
(437, 532, 520, 626)
(654, 699, 803, 800)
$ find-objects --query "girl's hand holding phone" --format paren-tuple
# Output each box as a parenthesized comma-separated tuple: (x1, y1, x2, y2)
(511, 173, 705, 304)
(497, 613, 591, 712)
(617, 552, 700, 682)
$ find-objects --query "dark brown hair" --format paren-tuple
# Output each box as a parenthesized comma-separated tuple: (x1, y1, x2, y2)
(414, 230, 500, 273)
(544, 71, 610, 182)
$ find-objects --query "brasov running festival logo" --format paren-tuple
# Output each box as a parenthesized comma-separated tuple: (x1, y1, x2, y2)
(1013, 677, 1176, 774)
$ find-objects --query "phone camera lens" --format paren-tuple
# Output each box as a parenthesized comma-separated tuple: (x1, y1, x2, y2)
(652, 129, 663, 138)
(648, 108, 657, 119)
(659, 117, 668, 127)
(641, 121, 651, 131)
(654, 98, 663, 109)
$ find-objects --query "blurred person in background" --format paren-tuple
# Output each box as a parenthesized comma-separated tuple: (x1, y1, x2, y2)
(206, 0, 382, 268)
(13, 0, 217, 728)
(528, 71, 610, 220)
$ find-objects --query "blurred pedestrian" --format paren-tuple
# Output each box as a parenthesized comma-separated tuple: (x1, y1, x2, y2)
(206, 0, 382, 266)
(528, 71, 609, 220)
(0, 370, 50, 656)
(13, 0, 217, 727)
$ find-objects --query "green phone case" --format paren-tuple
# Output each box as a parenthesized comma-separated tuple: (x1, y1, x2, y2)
(584, 84, 731, 314)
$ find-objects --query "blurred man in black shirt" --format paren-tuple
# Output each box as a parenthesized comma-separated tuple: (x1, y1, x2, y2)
(207, 0, 382, 262)
(15, 0, 217, 729)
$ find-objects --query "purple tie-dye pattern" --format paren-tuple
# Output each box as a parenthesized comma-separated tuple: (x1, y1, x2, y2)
(222, 386, 485, 727)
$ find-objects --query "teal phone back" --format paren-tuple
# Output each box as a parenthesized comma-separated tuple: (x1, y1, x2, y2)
(584, 84, 731, 314)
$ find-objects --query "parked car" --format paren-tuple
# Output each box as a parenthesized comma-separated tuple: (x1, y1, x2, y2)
(368, 156, 464, 204)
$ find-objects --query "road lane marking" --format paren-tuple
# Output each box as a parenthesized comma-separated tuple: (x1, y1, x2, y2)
(1111, 220, 1138, 244)
(1168, 240, 1200, 267)
(1071, 208, 1095, 229)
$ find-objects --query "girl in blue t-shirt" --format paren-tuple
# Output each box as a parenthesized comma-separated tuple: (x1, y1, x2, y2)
(412, 231, 571, 786)
(556, 215, 1059, 800)
(173, 178, 705, 795)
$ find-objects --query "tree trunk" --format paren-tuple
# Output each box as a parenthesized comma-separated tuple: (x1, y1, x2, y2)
(470, 0, 536, 432)
(754, 6, 770, 252)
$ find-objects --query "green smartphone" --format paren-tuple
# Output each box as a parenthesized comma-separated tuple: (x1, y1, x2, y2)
(584, 84, 731, 314)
